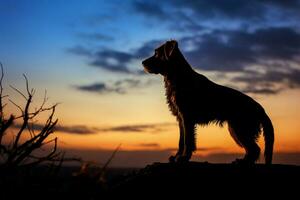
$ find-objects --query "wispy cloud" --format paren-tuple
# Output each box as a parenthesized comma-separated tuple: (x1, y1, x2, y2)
(13, 122, 175, 135)
(98, 122, 175, 133)
(75, 82, 113, 93)
(75, 78, 154, 94)
(13, 123, 98, 135)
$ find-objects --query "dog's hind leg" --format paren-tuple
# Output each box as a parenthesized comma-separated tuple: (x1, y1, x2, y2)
(228, 123, 260, 164)
(242, 139, 260, 163)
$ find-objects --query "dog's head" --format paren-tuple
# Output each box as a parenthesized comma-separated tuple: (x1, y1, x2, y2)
(142, 40, 178, 75)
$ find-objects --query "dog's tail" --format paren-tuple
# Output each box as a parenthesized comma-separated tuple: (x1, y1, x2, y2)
(261, 112, 274, 165)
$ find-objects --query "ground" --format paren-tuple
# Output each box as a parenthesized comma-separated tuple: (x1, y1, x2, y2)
(111, 162, 300, 198)
(1, 162, 299, 199)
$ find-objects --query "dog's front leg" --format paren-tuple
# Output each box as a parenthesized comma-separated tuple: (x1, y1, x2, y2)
(170, 117, 196, 163)
(169, 118, 184, 163)
(179, 118, 196, 163)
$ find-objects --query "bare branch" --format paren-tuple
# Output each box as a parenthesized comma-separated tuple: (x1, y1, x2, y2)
(41, 137, 57, 146)
(13, 94, 32, 149)
(9, 85, 27, 100)
(0, 63, 4, 119)
(27, 121, 35, 138)
(0, 115, 14, 144)
(103, 143, 121, 170)
(1, 66, 68, 170)
(23, 74, 31, 96)
(9, 99, 24, 114)
(0, 62, 4, 86)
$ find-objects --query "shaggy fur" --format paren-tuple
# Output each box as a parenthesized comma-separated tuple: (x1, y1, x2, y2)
(142, 40, 274, 164)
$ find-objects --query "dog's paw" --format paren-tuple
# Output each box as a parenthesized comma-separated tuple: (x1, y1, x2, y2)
(176, 156, 190, 163)
(169, 154, 191, 163)
(232, 158, 255, 166)
(169, 155, 176, 163)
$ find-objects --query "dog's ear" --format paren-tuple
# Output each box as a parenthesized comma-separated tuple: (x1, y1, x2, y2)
(164, 40, 178, 60)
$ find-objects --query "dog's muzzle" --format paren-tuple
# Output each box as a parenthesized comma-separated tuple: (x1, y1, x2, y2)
(143, 65, 156, 74)
(142, 60, 154, 74)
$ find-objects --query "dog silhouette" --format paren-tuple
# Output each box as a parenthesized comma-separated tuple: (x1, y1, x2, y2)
(142, 40, 274, 164)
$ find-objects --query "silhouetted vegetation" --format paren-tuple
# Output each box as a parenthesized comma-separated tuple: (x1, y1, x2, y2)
(0, 64, 124, 199)
(0, 63, 64, 169)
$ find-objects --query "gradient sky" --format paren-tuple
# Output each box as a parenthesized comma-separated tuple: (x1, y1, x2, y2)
(1, 0, 300, 167)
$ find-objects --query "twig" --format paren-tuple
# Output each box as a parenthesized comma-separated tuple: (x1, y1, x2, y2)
(97, 143, 121, 182)
(9, 85, 27, 100)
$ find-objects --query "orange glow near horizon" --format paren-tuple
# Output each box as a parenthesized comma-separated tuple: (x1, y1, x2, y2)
(5, 85, 300, 158)
(55, 87, 300, 154)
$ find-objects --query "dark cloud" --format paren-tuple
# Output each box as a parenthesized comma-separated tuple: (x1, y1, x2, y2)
(68, 1, 300, 95)
(233, 69, 300, 94)
(241, 86, 281, 95)
(132, 1, 209, 33)
(75, 83, 121, 94)
(174, 27, 300, 94)
(174, 0, 265, 21)
(180, 27, 300, 71)
(134, 39, 163, 59)
(71, 26, 300, 75)
(75, 78, 154, 94)
(68, 39, 162, 74)
(132, 1, 168, 20)
(233, 27, 300, 59)
(67, 46, 132, 73)
(70, 26, 300, 95)
(89, 49, 134, 73)
(181, 33, 254, 71)
(133, 0, 300, 28)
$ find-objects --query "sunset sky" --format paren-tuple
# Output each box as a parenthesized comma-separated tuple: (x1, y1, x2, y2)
(1, 0, 300, 167)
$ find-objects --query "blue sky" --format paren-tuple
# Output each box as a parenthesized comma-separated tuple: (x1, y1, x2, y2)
(0, 1, 176, 86)
(2, 0, 300, 94)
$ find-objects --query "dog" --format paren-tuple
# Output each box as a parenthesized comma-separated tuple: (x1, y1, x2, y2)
(142, 40, 274, 164)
